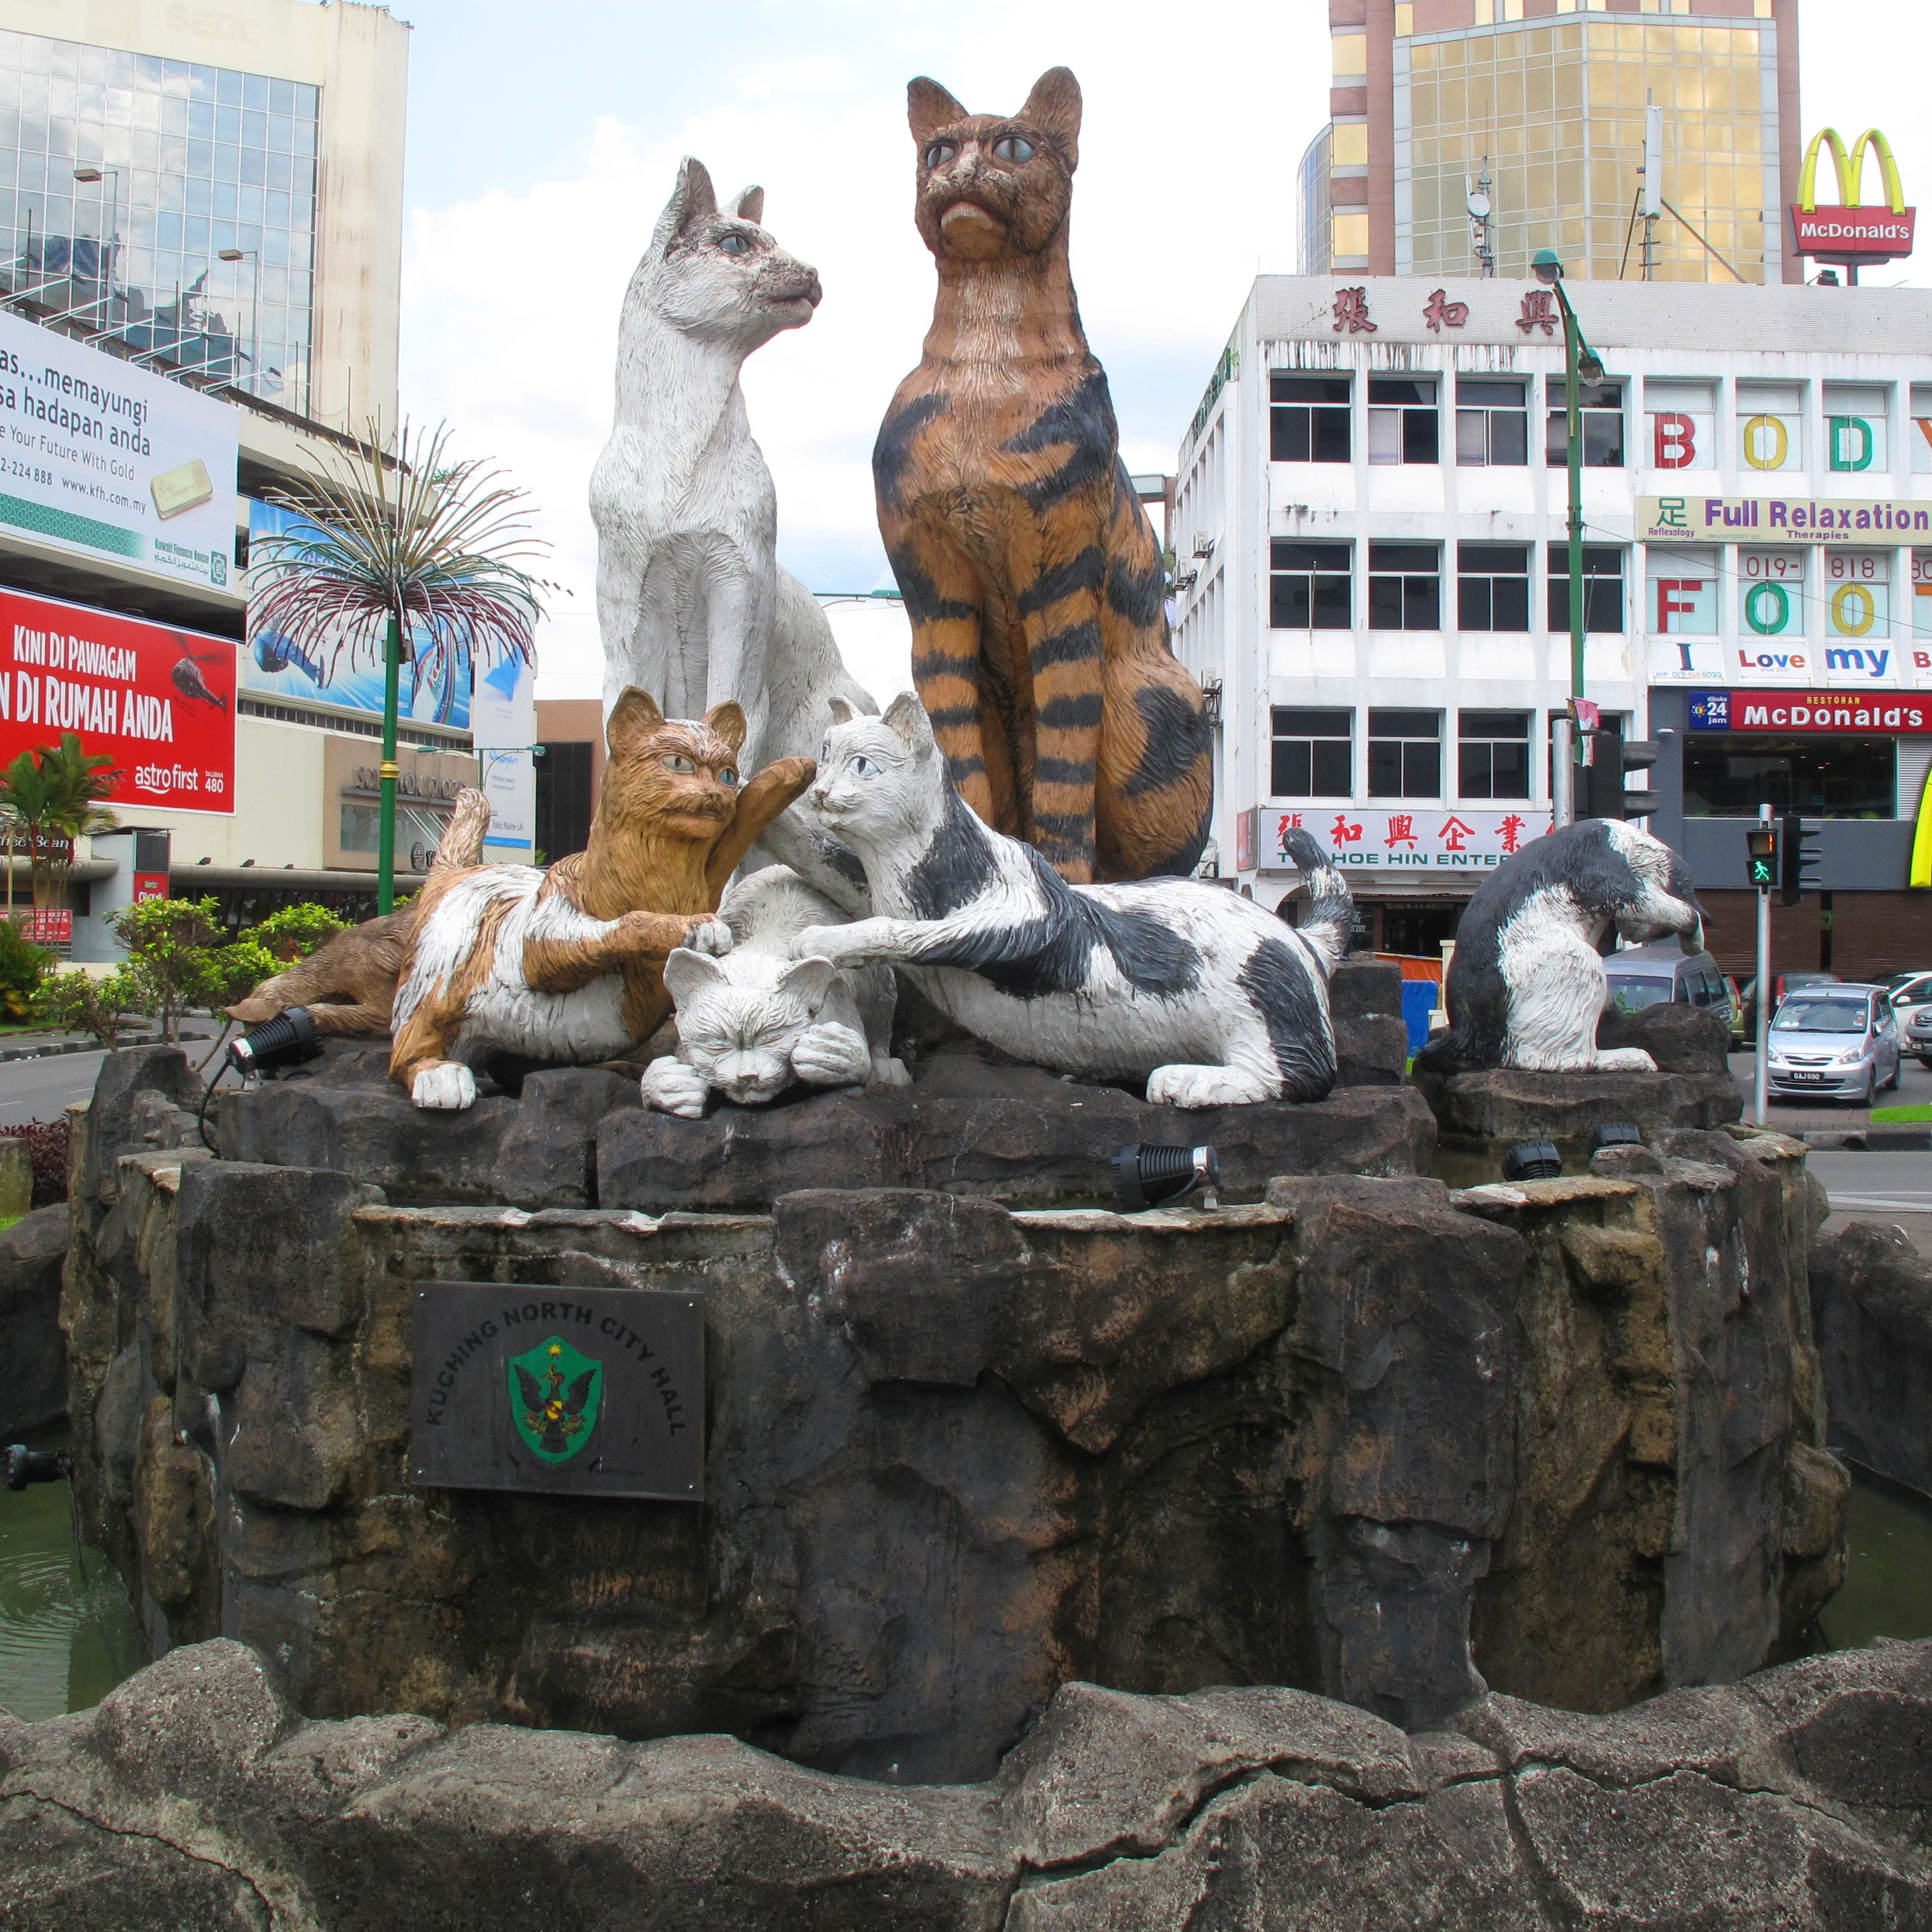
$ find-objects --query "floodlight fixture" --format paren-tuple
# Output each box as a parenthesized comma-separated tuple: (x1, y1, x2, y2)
(1112, 1143, 1220, 1214)
(5, 1443, 65, 1489)
(227, 1005, 324, 1080)
(1587, 1123, 1644, 1156)
(1501, 1141, 1563, 1183)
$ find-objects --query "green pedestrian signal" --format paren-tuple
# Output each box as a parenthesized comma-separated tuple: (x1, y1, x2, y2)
(1746, 823, 1778, 890)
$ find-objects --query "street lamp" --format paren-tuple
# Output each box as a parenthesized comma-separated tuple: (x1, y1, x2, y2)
(70, 166, 121, 327)
(217, 247, 260, 394)
(1532, 249, 1606, 823)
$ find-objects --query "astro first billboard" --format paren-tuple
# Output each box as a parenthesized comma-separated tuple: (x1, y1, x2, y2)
(0, 586, 235, 813)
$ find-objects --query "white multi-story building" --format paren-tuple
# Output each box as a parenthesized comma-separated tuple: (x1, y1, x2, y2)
(1172, 274, 1932, 978)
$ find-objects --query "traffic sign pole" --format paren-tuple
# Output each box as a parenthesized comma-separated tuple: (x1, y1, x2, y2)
(1755, 803, 1771, 1127)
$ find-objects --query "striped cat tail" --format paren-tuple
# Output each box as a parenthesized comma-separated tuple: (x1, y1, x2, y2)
(1277, 827, 1352, 977)
(432, 787, 493, 873)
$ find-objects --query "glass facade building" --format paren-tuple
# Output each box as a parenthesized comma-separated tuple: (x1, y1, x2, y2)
(0, 28, 318, 413)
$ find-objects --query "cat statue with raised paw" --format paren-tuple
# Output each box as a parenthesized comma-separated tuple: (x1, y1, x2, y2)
(790, 695, 1353, 1107)
(641, 865, 907, 1115)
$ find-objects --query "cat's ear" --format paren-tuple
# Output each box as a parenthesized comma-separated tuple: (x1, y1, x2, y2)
(908, 76, 968, 147)
(776, 954, 836, 1017)
(651, 156, 718, 254)
(704, 700, 748, 756)
(663, 946, 726, 1005)
(1020, 67, 1082, 167)
(883, 690, 936, 754)
(825, 696, 857, 728)
(607, 687, 665, 759)
(733, 185, 764, 225)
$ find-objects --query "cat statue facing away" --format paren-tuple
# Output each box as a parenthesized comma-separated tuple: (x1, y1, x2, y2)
(388, 689, 813, 1110)
(641, 865, 907, 1116)
(789, 695, 1352, 1107)
(590, 156, 876, 907)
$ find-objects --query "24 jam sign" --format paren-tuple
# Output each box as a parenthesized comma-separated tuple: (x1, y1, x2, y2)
(0, 584, 234, 812)
(411, 1283, 704, 1500)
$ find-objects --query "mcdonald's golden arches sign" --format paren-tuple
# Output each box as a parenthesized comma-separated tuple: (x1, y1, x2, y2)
(1790, 128, 1915, 264)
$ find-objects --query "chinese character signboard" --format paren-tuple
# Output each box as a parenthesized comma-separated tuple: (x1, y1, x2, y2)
(1265, 807, 1551, 871)
(1688, 689, 1932, 734)
(0, 585, 235, 813)
(1638, 495, 1932, 544)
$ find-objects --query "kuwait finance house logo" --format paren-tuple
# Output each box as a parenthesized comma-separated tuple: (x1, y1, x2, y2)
(508, 1335, 602, 1463)
(1689, 692, 1731, 731)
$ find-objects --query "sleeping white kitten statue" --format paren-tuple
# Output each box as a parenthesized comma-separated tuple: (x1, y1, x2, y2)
(788, 694, 1354, 1108)
(640, 865, 907, 1116)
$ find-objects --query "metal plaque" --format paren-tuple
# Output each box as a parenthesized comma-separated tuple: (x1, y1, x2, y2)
(411, 1283, 704, 1500)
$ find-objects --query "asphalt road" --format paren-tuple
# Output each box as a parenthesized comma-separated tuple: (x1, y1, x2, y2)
(1729, 1039, 1932, 1132)
(0, 1051, 110, 1128)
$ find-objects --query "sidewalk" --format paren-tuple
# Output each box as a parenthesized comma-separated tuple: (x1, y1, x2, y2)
(0, 1025, 215, 1064)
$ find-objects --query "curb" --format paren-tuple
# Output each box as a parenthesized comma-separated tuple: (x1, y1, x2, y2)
(1798, 1128, 1932, 1152)
(0, 1031, 212, 1065)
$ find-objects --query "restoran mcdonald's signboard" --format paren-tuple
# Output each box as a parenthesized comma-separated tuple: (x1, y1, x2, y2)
(1790, 128, 1915, 265)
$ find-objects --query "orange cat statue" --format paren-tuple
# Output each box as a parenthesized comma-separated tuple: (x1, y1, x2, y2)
(873, 66, 1212, 885)
(387, 689, 812, 1109)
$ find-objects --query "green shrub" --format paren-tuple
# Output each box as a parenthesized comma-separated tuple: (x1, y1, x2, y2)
(243, 902, 348, 962)
(0, 913, 53, 1023)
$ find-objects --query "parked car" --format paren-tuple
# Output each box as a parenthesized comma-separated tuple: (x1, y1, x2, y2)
(1903, 1002, 1932, 1071)
(1736, 970, 1840, 1045)
(1765, 983, 1901, 1106)
(1883, 970, 1932, 1029)
(1604, 943, 1736, 1035)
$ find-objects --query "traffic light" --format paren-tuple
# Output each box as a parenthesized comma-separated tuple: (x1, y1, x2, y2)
(1746, 821, 1778, 889)
(1576, 730, 1660, 820)
(1779, 813, 1822, 906)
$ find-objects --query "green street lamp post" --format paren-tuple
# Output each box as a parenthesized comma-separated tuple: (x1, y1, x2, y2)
(1532, 249, 1605, 823)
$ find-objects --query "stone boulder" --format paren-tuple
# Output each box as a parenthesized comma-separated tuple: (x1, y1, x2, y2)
(0, 1203, 68, 1434)
(1812, 1220, 1932, 1495)
(1, 1636, 1928, 1931)
(1598, 999, 1735, 1072)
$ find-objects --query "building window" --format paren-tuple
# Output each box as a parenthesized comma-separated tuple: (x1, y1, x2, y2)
(1547, 545, 1625, 632)
(1271, 540, 1352, 628)
(1271, 707, 1353, 797)
(1368, 542, 1440, 631)
(1368, 376, 1439, 464)
(1824, 552, 1891, 641)
(1545, 380, 1626, 467)
(1646, 548, 1719, 636)
(1823, 381, 1889, 473)
(1459, 711, 1532, 800)
(1740, 381, 1804, 473)
(1682, 735, 1895, 819)
(1913, 385, 1932, 476)
(1455, 377, 1529, 466)
(1368, 709, 1442, 798)
(1457, 544, 1531, 631)
(1271, 376, 1352, 463)
(1644, 378, 1717, 471)
(534, 740, 595, 861)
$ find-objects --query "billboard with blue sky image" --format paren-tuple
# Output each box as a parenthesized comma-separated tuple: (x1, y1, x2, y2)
(243, 497, 472, 730)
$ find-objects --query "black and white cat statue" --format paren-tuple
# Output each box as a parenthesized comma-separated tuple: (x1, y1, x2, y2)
(786, 693, 1352, 1107)
(1416, 817, 1707, 1076)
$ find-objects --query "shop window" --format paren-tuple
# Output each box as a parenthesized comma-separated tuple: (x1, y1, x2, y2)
(1739, 551, 1808, 640)
(1823, 381, 1889, 473)
(1547, 544, 1624, 632)
(1913, 385, 1932, 476)
(1681, 735, 1895, 819)
(1545, 379, 1625, 468)
(535, 740, 595, 861)
(1271, 706, 1353, 797)
(1645, 548, 1719, 635)
(1644, 378, 1717, 471)
(1739, 381, 1804, 473)
(1915, 552, 1932, 639)
(1368, 542, 1440, 631)
(1270, 540, 1352, 628)
(1458, 710, 1531, 800)
(1825, 552, 1891, 643)
(1271, 375, 1352, 463)
(1457, 543, 1531, 631)
(1368, 709, 1442, 798)
(1368, 376, 1438, 465)
(1455, 376, 1529, 466)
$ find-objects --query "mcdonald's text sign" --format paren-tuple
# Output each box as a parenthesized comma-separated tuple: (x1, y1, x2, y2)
(1791, 127, 1915, 264)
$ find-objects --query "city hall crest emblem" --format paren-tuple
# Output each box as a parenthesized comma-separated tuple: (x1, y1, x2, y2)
(508, 1335, 601, 1463)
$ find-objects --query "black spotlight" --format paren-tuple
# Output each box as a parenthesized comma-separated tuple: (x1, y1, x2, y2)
(5, 1443, 65, 1490)
(1588, 1122, 1644, 1155)
(1501, 1141, 1563, 1183)
(227, 1004, 324, 1080)
(1113, 1143, 1220, 1213)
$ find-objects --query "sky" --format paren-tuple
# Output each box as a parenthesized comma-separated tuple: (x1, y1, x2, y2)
(389, 0, 1931, 704)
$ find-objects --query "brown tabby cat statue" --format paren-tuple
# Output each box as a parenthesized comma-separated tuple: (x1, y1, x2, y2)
(874, 66, 1212, 885)
(386, 689, 813, 1110)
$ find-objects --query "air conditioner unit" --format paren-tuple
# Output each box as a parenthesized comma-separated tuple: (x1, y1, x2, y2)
(1192, 532, 1215, 559)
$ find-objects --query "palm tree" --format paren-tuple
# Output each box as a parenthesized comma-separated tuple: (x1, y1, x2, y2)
(245, 419, 550, 911)
(0, 733, 120, 916)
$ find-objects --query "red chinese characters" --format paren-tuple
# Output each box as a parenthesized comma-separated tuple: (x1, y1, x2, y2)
(1424, 289, 1469, 334)
(1516, 290, 1558, 337)
(1438, 816, 1476, 852)
(1331, 813, 1365, 843)
(1331, 287, 1376, 334)
(1499, 813, 1527, 854)
(1383, 813, 1418, 849)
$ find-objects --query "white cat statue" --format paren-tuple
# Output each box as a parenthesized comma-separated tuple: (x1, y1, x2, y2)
(640, 865, 907, 1117)
(589, 156, 875, 909)
(789, 695, 1354, 1107)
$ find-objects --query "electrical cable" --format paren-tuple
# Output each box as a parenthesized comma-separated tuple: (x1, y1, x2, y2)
(195, 1061, 229, 1156)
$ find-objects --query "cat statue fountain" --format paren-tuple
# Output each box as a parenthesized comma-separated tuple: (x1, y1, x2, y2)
(641, 865, 907, 1116)
(788, 695, 1353, 1107)
(590, 156, 875, 908)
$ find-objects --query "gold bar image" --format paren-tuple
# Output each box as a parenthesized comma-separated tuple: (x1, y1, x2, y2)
(150, 458, 214, 520)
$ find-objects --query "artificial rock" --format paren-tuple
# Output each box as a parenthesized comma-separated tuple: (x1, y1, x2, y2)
(0, 1204, 67, 1436)
(1811, 1219, 1932, 1495)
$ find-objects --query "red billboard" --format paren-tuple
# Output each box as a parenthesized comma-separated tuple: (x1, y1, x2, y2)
(1689, 690, 1932, 734)
(0, 586, 235, 813)
(1789, 206, 1915, 260)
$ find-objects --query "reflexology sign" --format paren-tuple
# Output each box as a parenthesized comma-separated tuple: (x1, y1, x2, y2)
(411, 1283, 704, 1499)
(1638, 496, 1932, 542)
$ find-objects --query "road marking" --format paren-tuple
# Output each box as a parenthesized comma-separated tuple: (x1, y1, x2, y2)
(1828, 1194, 1932, 1212)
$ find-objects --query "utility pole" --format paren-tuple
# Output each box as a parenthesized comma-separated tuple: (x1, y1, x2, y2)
(1640, 100, 1662, 281)
(1747, 806, 1776, 1125)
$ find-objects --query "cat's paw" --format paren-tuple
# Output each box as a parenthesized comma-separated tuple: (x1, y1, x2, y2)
(868, 1054, 912, 1089)
(790, 1021, 871, 1088)
(1146, 1063, 1273, 1109)
(1594, 1047, 1658, 1073)
(684, 919, 734, 957)
(411, 1061, 477, 1111)
(791, 923, 860, 966)
(641, 1055, 710, 1118)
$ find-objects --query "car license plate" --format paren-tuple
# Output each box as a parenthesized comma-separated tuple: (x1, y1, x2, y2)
(1783, 1072, 1825, 1083)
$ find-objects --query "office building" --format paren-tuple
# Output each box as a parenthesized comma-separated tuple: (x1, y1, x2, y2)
(1301, 0, 1802, 285)
(1170, 274, 1932, 978)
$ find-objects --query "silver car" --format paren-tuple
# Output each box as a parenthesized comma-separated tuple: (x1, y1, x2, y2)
(1767, 984, 1902, 1105)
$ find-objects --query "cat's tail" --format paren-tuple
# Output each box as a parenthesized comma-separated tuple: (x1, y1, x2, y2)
(431, 787, 493, 873)
(1277, 827, 1352, 978)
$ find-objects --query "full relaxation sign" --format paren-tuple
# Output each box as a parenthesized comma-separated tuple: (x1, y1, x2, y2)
(0, 310, 238, 592)
(0, 584, 235, 812)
